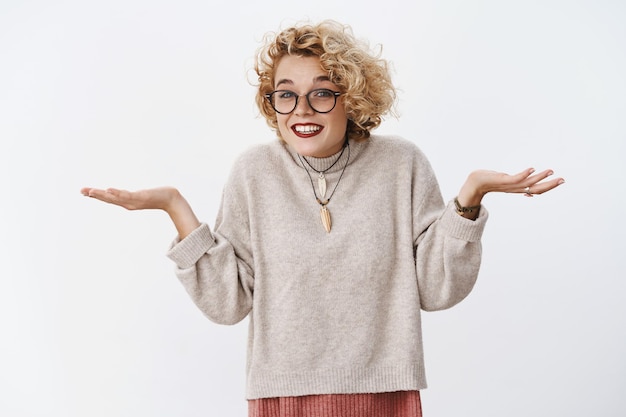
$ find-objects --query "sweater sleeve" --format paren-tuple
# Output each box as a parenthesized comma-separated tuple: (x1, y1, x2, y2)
(412, 152, 488, 312)
(166, 164, 255, 325)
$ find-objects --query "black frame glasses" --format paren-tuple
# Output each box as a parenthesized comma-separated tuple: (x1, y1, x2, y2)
(265, 88, 342, 114)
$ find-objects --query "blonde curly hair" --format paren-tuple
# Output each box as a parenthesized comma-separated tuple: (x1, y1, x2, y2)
(254, 20, 396, 141)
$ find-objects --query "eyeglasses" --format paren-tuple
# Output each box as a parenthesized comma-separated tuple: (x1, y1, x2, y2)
(265, 88, 342, 115)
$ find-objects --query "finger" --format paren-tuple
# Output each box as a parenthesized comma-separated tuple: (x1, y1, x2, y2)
(492, 169, 538, 194)
(82, 187, 132, 208)
(103, 188, 139, 209)
(525, 169, 555, 186)
(522, 186, 534, 197)
(83, 188, 115, 202)
(80, 187, 110, 196)
(506, 169, 554, 195)
(525, 177, 565, 195)
(80, 187, 104, 198)
(515, 169, 555, 194)
(508, 167, 537, 184)
(104, 187, 125, 196)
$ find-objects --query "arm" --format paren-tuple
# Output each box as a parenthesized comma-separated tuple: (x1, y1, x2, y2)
(414, 196, 487, 312)
(166, 222, 254, 325)
(167, 166, 256, 325)
(80, 184, 254, 324)
(413, 161, 564, 311)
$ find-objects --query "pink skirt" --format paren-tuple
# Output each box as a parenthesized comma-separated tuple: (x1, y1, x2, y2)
(248, 391, 422, 417)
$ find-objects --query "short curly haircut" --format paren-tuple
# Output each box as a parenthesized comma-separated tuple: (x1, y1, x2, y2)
(254, 20, 396, 141)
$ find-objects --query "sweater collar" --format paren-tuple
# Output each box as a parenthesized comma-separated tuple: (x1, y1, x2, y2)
(283, 138, 367, 174)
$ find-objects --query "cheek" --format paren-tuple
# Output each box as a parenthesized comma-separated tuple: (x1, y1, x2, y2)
(330, 113, 349, 131)
(276, 115, 290, 135)
(332, 104, 349, 127)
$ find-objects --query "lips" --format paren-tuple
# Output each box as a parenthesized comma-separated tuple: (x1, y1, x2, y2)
(292, 123, 323, 138)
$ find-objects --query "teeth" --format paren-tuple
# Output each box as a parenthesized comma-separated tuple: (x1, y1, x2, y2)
(294, 125, 320, 133)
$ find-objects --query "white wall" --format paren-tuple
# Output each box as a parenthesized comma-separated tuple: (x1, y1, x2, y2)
(1, 0, 624, 416)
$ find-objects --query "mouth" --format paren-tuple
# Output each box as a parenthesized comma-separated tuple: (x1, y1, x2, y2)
(292, 124, 323, 138)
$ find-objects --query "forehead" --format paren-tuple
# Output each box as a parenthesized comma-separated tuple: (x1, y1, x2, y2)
(274, 55, 331, 87)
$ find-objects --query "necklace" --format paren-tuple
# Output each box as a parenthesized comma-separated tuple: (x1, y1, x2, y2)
(300, 143, 347, 200)
(297, 141, 351, 233)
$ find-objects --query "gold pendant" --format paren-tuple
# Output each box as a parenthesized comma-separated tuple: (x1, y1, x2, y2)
(320, 205, 331, 233)
(317, 173, 327, 199)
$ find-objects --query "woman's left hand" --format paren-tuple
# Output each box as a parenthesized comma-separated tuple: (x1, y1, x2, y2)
(456, 167, 565, 219)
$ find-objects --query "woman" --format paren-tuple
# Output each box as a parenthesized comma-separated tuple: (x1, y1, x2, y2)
(81, 20, 564, 417)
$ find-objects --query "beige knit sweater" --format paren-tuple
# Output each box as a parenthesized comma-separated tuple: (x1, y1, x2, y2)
(167, 134, 488, 399)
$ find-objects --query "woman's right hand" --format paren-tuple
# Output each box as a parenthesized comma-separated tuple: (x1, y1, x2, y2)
(80, 186, 180, 211)
(81, 186, 201, 239)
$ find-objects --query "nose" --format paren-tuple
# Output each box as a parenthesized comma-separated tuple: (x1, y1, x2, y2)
(293, 94, 314, 116)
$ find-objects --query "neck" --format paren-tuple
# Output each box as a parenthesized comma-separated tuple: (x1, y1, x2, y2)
(300, 140, 347, 173)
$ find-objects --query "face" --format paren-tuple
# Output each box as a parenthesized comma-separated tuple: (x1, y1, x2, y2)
(272, 55, 348, 158)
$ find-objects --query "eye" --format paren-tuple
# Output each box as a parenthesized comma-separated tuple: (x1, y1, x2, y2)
(312, 89, 334, 98)
(276, 90, 296, 99)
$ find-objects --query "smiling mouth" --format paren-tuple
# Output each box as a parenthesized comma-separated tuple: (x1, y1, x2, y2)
(292, 124, 322, 138)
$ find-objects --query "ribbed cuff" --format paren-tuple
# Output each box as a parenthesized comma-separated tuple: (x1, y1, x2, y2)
(440, 201, 488, 242)
(166, 223, 215, 268)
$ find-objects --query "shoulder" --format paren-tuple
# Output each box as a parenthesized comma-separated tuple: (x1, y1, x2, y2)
(231, 139, 287, 172)
(363, 135, 438, 187)
(366, 134, 430, 163)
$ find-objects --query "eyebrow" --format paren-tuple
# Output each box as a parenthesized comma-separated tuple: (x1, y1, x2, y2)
(275, 75, 331, 89)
